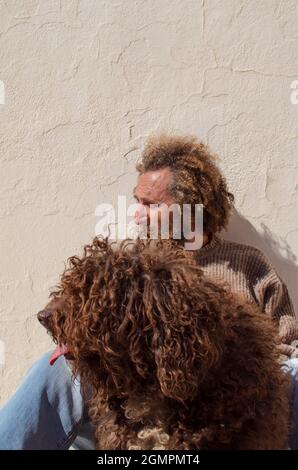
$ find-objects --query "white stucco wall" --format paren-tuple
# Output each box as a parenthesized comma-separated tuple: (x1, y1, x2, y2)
(0, 0, 297, 404)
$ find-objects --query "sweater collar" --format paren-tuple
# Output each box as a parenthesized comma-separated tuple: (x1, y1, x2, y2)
(197, 233, 222, 257)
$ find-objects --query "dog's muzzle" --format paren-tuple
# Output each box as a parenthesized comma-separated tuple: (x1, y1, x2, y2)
(37, 308, 54, 333)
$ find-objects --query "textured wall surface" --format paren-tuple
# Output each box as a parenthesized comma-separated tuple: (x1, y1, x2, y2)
(0, 0, 298, 404)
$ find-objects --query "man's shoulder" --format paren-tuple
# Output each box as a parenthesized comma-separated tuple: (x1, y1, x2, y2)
(219, 237, 272, 270)
(220, 237, 267, 258)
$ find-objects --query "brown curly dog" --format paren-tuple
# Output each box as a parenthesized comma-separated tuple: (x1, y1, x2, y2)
(41, 237, 291, 450)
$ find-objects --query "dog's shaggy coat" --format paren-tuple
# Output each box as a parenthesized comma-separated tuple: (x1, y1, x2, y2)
(45, 238, 291, 450)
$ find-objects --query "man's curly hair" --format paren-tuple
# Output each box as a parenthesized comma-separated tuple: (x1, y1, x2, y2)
(136, 133, 235, 236)
(48, 237, 290, 450)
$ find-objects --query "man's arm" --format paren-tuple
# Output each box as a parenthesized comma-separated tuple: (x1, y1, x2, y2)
(252, 250, 298, 358)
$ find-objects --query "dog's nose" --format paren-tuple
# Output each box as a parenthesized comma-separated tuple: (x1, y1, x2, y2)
(37, 309, 53, 331)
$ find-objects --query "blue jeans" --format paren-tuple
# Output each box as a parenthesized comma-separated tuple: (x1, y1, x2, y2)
(0, 351, 96, 450)
(0, 351, 297, 450)
(282, 358, 298, 450)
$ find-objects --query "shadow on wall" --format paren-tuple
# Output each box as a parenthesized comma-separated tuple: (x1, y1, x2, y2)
(222, 209, 298, 319)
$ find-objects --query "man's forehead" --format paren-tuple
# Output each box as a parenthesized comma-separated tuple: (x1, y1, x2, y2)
(135, 168, 173, 194)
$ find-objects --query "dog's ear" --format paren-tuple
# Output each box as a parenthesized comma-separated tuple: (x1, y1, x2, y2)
(146, 270, 223, 403)
(153, 322, 220, 403)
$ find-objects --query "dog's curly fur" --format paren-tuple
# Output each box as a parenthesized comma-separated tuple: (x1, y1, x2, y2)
(47, 237, 291, 450)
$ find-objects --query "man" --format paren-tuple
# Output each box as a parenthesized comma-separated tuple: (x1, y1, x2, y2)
(0, 133, 297, 449)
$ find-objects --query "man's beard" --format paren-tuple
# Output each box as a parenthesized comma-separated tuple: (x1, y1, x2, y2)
(128, 221, 184, 244)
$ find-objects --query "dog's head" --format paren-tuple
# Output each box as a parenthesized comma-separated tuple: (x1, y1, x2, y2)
(40, 237, 230, 404)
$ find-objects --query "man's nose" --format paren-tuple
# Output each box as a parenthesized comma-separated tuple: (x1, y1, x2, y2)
(134, 205, 147, 224)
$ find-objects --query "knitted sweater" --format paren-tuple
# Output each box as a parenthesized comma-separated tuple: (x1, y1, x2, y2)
(196, 234, 298, 358)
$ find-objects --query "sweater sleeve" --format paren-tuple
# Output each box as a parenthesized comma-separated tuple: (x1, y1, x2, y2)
(251, 250, 298, 357)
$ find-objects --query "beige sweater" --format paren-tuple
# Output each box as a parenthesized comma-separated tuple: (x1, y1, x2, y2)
(196, 234, 298, 358)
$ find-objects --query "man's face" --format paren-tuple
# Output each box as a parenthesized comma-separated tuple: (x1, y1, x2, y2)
(133, 167, 175, 228)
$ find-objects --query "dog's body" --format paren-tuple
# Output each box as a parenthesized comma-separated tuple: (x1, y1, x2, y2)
(39, 238, 291, 449)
